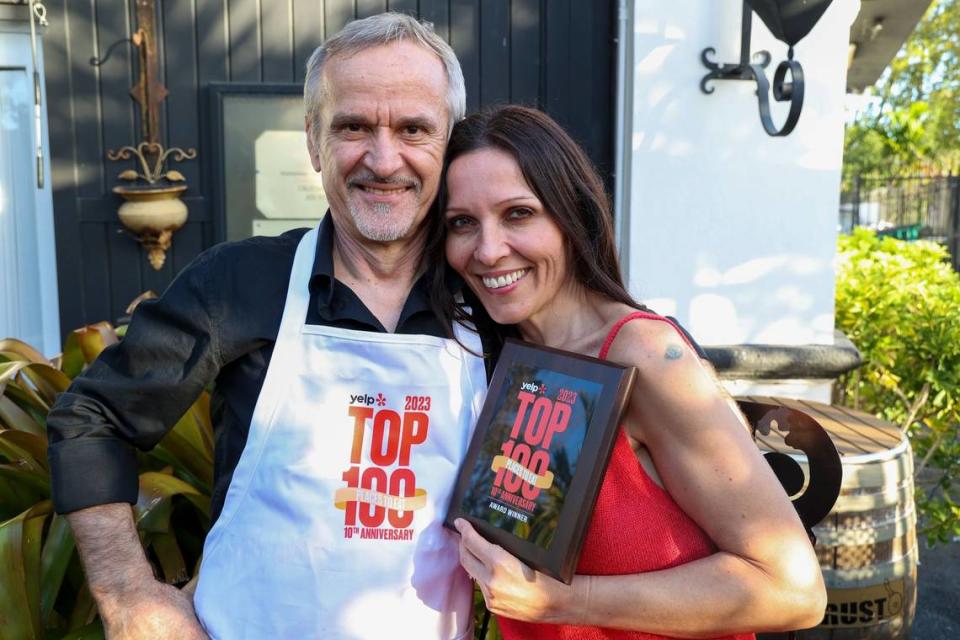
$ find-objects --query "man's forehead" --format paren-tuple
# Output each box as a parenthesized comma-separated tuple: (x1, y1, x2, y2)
(322, 42, 447, 92)
(318, 43, 449, 124)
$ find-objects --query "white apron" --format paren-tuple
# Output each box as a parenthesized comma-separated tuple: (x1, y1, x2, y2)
(194, 227, 486, 639)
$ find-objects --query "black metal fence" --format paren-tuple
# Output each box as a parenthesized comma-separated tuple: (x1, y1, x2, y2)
(840, 174, 960, 271)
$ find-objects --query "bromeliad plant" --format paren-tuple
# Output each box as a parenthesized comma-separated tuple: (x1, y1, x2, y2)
(835, 228, 960, 545)
(0, 320, 213, 639)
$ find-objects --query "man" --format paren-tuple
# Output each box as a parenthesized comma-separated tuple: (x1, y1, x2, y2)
(47, 13, 486, 639)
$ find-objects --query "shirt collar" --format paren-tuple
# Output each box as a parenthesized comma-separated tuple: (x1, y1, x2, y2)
(308, 213, 338, 311)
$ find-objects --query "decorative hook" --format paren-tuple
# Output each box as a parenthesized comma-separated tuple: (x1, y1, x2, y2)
(750, 56, 804, 137)
(699, 3, 806, 137)
(32, 1, 47, 26)
(90, 37, 136, 67)
(700, 47, 771, 94)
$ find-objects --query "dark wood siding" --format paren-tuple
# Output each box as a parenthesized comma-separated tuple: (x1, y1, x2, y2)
(45, 0, 614, 334)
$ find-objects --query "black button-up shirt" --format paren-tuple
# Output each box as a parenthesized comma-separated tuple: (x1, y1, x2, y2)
(47, 214, 454, 524)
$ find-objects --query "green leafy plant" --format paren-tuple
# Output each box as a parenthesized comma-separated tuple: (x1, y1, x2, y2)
(835, 228, 960, 544)
(0, 321, 213, 640)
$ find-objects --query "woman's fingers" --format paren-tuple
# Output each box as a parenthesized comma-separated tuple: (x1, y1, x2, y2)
(458, 538, 484, 581)
(453, 518, 565, 622)
(454, 519, 493, 559)
(454, 519, 490, 580)
(455, 519, 502, 571)
(454, 519, 500, 607)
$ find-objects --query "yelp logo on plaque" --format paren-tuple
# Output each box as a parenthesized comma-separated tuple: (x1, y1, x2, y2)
(520, 380, 547, 395)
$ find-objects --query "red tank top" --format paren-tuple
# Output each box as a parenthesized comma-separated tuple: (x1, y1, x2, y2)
(496, 312, 755, 640)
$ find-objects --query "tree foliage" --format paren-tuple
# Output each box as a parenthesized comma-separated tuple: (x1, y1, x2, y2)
(835, 229, 960, 545)
(844, 0, 960, 179)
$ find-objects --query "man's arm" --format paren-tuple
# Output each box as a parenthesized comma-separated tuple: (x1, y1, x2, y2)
(48, 250, 224, 638)
(67, 504, 207, 639)
(48, 246, 223, 512)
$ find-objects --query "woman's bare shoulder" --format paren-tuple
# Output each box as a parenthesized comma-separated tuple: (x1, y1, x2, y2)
(600, 307, 696, 372)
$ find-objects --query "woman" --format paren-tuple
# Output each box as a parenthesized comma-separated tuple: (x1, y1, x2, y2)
(429, 106, 826, 639)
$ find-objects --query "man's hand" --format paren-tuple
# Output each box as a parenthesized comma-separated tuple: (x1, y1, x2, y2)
(65, 503, 208, 640)
(98, 580, 208, 640)
(454, 518, 576, 624)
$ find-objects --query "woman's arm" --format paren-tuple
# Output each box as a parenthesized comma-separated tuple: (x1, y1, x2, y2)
(456, 320, 826, 637)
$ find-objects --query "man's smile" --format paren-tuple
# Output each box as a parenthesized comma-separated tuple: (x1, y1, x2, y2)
(357, 185, 410, 196)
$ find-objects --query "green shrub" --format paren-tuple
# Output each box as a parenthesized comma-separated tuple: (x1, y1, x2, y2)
(835, 228, 960, 545)
(0, 322, 212, 640)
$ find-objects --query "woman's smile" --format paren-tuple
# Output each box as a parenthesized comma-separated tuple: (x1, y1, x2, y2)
(480, 268, 531, 291)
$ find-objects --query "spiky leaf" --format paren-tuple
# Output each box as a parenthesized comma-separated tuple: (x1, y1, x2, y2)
(0, 431, 48, 475)
(150, 531, 188, 584)
(0, 502, 53, 640)
(151, 396, 214, 491)
(0, 395, 44, 436)
(39, 515, 75, 625)
(134, 471, 210, 527)
(124, 291, 158, 315)
(71, 323, 119, 364)
(0, 339, 49, 365)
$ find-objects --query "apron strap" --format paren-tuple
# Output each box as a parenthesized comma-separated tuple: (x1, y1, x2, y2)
(276, 226, 320, 342)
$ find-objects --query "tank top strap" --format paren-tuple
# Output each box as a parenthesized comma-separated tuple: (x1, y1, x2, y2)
(598, 311, 699, 361)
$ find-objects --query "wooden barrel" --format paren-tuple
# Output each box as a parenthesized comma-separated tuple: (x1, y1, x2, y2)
(744, 397, 917, 640)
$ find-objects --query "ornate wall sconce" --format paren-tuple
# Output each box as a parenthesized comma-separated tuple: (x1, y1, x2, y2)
(700, 0, 834, 137)
(101, 0, 196, 270)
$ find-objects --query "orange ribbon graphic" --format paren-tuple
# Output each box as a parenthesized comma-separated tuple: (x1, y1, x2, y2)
(333, 487, 428, 511)
(491, 455, 555, 489)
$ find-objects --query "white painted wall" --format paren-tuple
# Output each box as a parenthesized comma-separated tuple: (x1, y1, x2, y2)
(0, 16, 60, 356)
(617, 0, 860, 355)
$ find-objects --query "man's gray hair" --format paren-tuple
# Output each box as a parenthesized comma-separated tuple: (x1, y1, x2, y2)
(304, 12, 466, 136)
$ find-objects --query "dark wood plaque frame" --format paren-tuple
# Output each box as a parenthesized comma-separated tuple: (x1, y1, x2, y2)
(445, 338, 637, 584)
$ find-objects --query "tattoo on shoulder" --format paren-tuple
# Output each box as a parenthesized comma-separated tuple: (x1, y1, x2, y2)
(664, 344, 684, 361)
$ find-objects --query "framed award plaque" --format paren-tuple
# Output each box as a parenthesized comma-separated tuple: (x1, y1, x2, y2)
(445, 338, 637, 584)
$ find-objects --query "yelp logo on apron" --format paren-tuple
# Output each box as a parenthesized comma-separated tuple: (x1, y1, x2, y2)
(334, 392, 434, 542)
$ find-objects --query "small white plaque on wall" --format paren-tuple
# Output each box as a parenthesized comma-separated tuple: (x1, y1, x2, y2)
(254, 130, 328, 219)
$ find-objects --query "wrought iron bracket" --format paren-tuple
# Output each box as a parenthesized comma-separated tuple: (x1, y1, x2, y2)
(699, 2, 804, 137)
(89, 37, 136, 67)
(99, 0, 196, 271)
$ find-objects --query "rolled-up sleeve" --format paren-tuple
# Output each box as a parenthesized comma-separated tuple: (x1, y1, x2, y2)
(47, 249, 223, 514)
